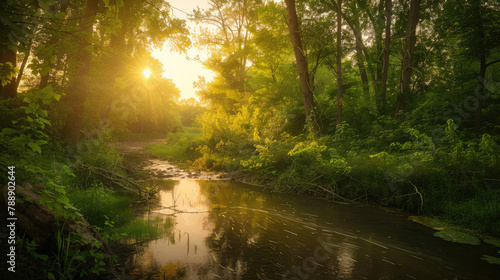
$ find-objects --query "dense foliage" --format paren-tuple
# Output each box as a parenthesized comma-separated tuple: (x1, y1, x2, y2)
(151, 0, 500, 236)
(0, 0, 189, 278)
(1, 0, 500, 278)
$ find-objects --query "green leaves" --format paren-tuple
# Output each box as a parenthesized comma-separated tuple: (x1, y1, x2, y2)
(38, 0, 52, 13)
(0, 62, 18, 86)
(40, 181, 82, 220)
(1, 86, 62, 154)
(1, 128, 19, 135)
(27, 142, 42, 154)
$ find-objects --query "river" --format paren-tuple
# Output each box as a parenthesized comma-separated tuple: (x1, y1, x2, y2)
(114, 140, 499, 280)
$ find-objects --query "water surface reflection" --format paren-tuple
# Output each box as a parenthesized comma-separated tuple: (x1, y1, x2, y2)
(127, 180, 498, 280)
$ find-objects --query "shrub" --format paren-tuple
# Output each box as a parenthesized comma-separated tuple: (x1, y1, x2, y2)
(146, 126, 204, 161)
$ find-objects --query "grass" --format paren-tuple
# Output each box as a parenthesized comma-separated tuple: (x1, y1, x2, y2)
(67, 187, 135, 228)
(146, 126, 203, 161)
(484, 237, 500, 248)
(481, 255, 500, 265)
(115, 215, 175, 243)
(440, 189, 500, 235)
(114, 131, 167, 142)
(433, 230, 481, 245)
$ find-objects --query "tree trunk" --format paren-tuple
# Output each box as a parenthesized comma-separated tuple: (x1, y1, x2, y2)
(380, 0, 392, 114)
(355, 35, 369, 97)
(336, 0, 343, 124)
(0, 49, 17, 99)
(474, 1, 486, 133)
(15, 41, 32, 93)
(284, 0, 315, 119)
(395, 0, 421, 116)
(101, 0, 130, 123)
(352, 10, 369, 98)
(342, 6, 376, 110)
(362, 0, 384, 109)
(61, 0, 99, 145)
(39, 74, 49, 89)
(375, 0, 384, 83)
(475, 52, 486, 132)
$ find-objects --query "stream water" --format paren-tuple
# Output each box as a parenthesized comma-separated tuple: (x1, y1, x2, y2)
(115, 141, 499, 280)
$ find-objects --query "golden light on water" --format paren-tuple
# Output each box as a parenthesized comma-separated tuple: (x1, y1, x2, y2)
(143, 69, 151, 78)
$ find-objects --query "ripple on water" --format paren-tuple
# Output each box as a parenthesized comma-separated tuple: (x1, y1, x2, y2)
(121, 180, 500, 279)
(116, 143, 500, 280)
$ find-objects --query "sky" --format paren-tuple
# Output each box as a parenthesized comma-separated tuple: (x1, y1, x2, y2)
(152, 0, 215, 101)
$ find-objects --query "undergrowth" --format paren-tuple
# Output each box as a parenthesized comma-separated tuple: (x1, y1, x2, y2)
(67, 186, 135, 229)
(149, 121, 500, 236)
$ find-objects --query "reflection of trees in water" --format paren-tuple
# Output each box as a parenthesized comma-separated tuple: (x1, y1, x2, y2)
(129, 180, 356, 279)
(132, 179, 178, 213)
(195, 181, 304, 279)
(132, 250, 187, 280)
(120, 181, 178, 244)
(122, 214, 176, 244)
(196, 181, 359, 279)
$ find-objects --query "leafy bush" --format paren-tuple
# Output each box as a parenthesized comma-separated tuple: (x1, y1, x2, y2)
(442, 188, 500, 235)
(146, 126, 204, 161)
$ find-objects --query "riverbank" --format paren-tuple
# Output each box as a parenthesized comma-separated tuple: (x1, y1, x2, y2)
(111, 139, 500, 278)
(147, 150, 500, 240)
(144, 129, 500, 241)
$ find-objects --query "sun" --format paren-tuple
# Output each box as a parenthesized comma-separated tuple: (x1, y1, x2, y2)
(143, 69, 151, 78)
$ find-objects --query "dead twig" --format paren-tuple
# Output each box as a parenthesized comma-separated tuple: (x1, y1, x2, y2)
(408, 180, 424, 213)
(80, 163, 143, 197)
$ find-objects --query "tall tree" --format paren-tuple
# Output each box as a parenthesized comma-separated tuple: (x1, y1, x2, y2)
(249, 1, 291, 85)
(0, 0, 40, 99)
(395, 0, 422, 116)
(336, 0, 343, 124)
(379, 0, 392, 113)
(319, 0, 373, 103)
(284, 0, 315, 119)
(192, 0, 261, 113)
(438, 0, 500, 132)
(193, 0, 260, 93)
(61, 0, 99, 145)
(352, 8, 369, 97)
(98, 0, 188, 123)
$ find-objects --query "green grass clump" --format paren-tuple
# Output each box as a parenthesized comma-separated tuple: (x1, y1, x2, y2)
(146, 126, 203, 161)
(115, 132, 166, 141)
(441, 189, 500, 236)
(433, 230, 481, 245)
(481, 255, 500, 265)
(483, 237, 500, 248)
(68, 187, 134, 228)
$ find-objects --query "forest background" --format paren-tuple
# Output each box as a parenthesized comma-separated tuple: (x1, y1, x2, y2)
(1, 0, 500, 278)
